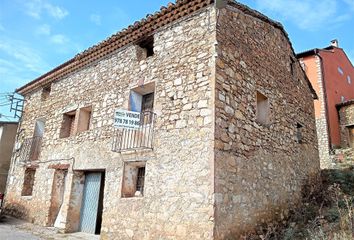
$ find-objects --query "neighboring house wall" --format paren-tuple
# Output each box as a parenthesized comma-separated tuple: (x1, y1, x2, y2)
(298, 47, 354, 167)
(300, 56, 331, 168)
(0, 122, 18, 193)
(214, 5, 319, 238)
(320, 49, 354, 148)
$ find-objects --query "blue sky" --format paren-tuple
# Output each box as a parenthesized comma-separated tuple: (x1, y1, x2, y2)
(1, 0, 354, 121)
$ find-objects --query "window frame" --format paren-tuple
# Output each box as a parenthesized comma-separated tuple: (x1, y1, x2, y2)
(121, 161, 147, 198)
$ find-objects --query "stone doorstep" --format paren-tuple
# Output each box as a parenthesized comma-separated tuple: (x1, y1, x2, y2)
(1, 215, 100, 240)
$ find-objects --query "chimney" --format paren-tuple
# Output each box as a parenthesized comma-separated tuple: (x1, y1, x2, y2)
(330, 39, 339, 48)
(215, 0, 227, 9)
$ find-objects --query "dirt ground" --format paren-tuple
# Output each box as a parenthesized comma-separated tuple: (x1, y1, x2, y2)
(0, 215, 99, 240)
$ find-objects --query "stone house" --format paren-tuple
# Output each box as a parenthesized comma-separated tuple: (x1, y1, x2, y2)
(297, 40, 354, 167)
(337, 100, 354, 148)
(0, 121, 18, 193)
(4, 0, 319, 239)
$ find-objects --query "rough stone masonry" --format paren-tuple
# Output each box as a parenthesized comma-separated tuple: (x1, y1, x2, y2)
(337, 100, 354, 147)
(4, 0, 320, 239)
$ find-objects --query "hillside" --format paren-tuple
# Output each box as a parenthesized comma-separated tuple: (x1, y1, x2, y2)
(246, 148, 354, 240)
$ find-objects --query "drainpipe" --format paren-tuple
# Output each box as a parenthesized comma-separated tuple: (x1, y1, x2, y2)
(315, 49, 332, 152)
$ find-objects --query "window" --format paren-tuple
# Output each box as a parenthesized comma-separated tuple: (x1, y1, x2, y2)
(129, 82, 155, 112)
(136, 35, 154, 60)
(30, 119, 45, 161)
(141, 93, 154, 113)
(21, 168, 36, 196)
(136, 167, 145, 195)
(348, 126, 354, 147)
(338, 67, 344, 75)
(77, 106, 92, 133)
(121, 162, 146, 198)
(130, 85, 155, 125)
(296, 123, 303, 143)
(59, 107, 92, 138)
(256, 91, 270, 125)
(290, 58, 295, 76)
(41, 84, 51, 101)
(59, 110, 76, 138)
(348, 75, 352, 84)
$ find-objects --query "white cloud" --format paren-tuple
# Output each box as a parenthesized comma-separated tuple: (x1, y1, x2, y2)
(50, 34, 69, 44)
(25, 0, 42, 19)
(35, 25, 70, 47)
(333, 14, 352, 23)
(0, 58, 21, 74)
(0, 57, 36, 94)
(0, 37, 48, 74)
(36, 24, 51, 35)
(344, 0, 354, 10)
(45, 4, 68, 19)
(0, 58, 26, 83)
(25, 0, 68, 20)
(90, 14, 102, 26)
(254, 0, 352, 30)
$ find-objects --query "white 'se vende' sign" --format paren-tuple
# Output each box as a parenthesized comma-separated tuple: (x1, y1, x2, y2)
(114, 109, 141, 129)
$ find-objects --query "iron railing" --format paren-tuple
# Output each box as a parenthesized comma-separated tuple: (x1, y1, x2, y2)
(18, 136, 43, 163)
(112, 111, 156, 152)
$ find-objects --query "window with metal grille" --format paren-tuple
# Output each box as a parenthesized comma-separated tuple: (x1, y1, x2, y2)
(121, 162, 146, 198)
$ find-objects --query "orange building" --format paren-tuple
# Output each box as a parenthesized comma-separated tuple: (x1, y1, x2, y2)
(297, 40, 354, 167)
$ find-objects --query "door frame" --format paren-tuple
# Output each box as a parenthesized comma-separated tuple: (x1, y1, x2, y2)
(78, 170, 105, 235)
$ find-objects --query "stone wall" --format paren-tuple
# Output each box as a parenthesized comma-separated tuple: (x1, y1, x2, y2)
(338, 103, 354, 147)
(213, 5, 320, 238)
(5, 6, 216, 239)
(4, 2, 322, 239)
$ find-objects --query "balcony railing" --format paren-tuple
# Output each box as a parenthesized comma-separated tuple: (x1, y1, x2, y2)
(18, 136, 43, 163)
(112, 111, 156, 153)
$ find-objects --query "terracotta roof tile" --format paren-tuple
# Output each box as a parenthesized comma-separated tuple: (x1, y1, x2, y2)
(16, 0, 213, 95)
(16, 0, 310, 96)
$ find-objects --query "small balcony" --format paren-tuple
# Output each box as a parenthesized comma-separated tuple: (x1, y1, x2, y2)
(112, 111, 156, 153)
(18, 136, 43, 163)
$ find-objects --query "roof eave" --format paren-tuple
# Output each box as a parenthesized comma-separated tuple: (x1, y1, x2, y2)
(16, 0, 215, 96)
